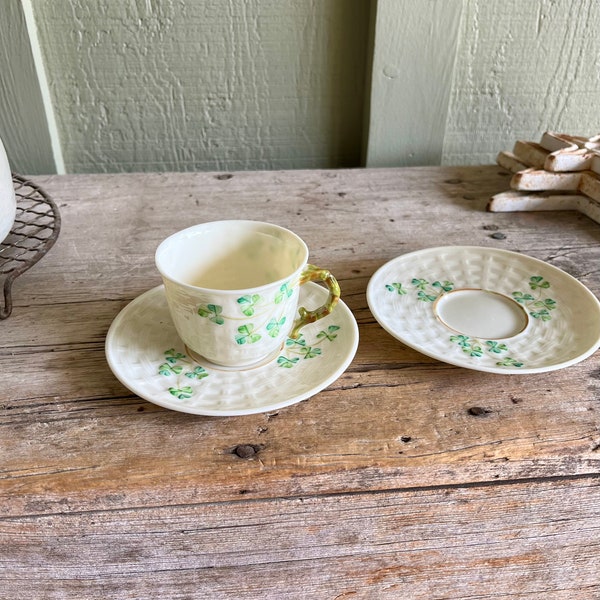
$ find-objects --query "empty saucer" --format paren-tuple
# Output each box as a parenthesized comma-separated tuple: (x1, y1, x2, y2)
(367, 246, 600, 374)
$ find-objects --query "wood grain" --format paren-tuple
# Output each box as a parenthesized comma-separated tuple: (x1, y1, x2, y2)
(1, 166, 599, 597)
(1, 478, 599, 598)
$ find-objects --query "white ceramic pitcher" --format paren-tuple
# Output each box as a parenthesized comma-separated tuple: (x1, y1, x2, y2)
(0, 137, 16, 243)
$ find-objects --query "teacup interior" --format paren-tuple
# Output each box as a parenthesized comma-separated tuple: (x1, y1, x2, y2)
(157, 221, 307, 290)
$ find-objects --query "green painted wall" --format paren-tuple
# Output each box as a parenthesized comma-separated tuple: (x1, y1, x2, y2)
(1, 0, 599, 174)
(442, 0, 600, 165)
(3, 0, 370, 174)
(0, 0, 55, 174)
(365, 0, 600, 168)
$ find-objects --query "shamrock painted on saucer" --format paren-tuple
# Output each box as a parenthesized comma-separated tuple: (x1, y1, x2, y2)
(367, 246, 600, 374)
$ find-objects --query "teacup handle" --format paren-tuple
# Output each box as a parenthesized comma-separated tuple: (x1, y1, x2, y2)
(289, 264, 341, 339)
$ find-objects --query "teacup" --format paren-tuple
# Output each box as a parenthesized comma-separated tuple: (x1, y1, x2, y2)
(0, 137, 16, 244)
(155, 220, 340, 368)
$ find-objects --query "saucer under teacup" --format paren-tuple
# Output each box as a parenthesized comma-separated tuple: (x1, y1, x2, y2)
(367, 246, 600, 374)
(183, 343, 285, 372)
(105, 283, 359, 416)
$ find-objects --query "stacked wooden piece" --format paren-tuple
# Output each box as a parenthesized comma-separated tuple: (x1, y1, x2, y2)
(488, 132, 600, 225)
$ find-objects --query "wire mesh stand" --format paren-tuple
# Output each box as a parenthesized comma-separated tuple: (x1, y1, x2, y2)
(0, 174, 61, 319)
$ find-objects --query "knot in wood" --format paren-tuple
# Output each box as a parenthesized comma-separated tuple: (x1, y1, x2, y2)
(233, 444, 261, 459)
(467, 406, 491, 416)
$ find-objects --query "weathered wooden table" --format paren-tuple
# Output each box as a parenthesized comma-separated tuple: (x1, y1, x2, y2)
(2, 166, 599, 598)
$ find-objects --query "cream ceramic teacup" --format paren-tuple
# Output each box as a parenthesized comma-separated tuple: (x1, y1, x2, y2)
(0, 137, 16, 244)
(155, 220, 341, 368)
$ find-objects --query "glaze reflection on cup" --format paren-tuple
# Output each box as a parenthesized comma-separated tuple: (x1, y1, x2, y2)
(155, 220, 340, 368)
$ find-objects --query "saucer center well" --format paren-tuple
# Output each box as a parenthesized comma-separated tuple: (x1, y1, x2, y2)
(434, 288, 528, 339)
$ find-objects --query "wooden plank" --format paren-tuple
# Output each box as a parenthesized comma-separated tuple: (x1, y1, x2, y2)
(13, 166, 600, 306)
(1, 477, 599, 598)
(2, 325, 600, 516)
(365, 0, 464, 167)
(2, 167, 600, 597)
(511, 168, 582, 191)
(2, 167, 600, 516)
(0, 0, 56, 174)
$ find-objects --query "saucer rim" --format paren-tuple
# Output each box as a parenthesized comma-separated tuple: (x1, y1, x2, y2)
(105, 283, 359, 416)
(366, 245, 600, 374)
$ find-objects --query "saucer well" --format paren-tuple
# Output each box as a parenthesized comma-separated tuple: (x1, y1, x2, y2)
(105, 283, 359, 415)
(367, 246, 600, 374)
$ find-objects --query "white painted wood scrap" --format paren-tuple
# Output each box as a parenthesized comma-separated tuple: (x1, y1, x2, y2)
(496, 151, 528, 173)
(540, 132, 600, 172)
(510, 169, 600, 199)
(488, 191, 600, 225)
(496, 132, 600, 175)
(511, 169, 582, 191)
(489, 132, 600, 225)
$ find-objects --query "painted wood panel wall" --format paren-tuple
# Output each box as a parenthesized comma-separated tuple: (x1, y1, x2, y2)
(1, 0, 599, 174)
(366, 0, 600, 168)
(25, 0, 370, 173)
(441, 0, 600, 166)
(364, 0, 463, 167)
(0, 0, 55, 174)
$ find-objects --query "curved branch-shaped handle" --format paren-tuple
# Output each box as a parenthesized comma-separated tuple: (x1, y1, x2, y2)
(289, 264, 341, 339)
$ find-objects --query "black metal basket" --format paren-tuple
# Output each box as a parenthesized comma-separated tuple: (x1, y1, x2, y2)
(0, 175, 61, 318)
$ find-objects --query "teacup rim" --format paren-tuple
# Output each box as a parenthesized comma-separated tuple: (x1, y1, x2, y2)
(155, 219, 309, 294)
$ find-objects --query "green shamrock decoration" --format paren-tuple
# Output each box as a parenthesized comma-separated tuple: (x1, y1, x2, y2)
(512, 276, 557, 321)
(385, 283, 407, 295)
(411, 278, 454, 302)
(237, 294, 262, 316)
(164, 348, 186, 363)
(485, 341, 509, 354)
(266, 317, 286, 338)
(236, 324, 262, 345)
(159, 348, 185, 375)
(185, 366, 209, 380)
(277, 356, 300, 368)
(276, 326, 340, 368)
(157, 349, 210, 400)
(450, 335, 523, 367)
(275, 282, 293, 304)
(496, 357, 524, 368)
(317, 325, 340, 341)
(300, 346, 322, 359)
(159, 362, 183, 376)
(449, 334, 484, 357)
(529, 276, 550, 290)
(168, 386, 193, 400)
(197, 304, 224, 325)
(285, 335, 306, 349)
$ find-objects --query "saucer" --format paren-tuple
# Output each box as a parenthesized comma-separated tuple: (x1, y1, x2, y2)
(367, 246, 600, 374)
(105, 283, 359, 415)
